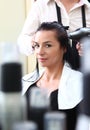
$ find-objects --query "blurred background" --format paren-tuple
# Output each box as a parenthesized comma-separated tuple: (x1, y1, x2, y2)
(0, 0, 35, 75)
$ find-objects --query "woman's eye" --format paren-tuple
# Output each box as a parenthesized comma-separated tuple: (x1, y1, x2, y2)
(34, 44, 39, 49)
(46, 44, 52, 48)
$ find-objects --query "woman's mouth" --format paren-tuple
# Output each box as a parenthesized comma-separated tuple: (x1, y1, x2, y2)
(38, 58, 47, 62)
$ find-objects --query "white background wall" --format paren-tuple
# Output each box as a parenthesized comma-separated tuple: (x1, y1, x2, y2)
(0, 0, 26, 42)
(0, 0, 36, 74)
(0, 0, 28, 74)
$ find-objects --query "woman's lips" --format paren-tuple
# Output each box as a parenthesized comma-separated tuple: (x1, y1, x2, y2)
(38, 58, 47, 62)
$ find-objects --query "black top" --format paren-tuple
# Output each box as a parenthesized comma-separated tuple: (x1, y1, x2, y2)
(25, 83, 81, 130)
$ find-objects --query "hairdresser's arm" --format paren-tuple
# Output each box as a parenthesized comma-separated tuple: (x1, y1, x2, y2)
(17, 2, 40, 56)
(76, 43, 83, 56)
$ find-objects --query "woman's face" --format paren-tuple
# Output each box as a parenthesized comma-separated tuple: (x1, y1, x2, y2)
(34, 30, 66, 67)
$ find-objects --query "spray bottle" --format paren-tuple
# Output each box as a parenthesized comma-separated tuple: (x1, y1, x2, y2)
(0, 42, 27, 130)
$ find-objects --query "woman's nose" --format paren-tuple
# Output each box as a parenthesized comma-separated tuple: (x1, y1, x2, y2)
(37, 46, 44, 55)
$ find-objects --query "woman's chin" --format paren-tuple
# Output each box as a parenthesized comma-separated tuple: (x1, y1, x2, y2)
(39, 63, 47, 67)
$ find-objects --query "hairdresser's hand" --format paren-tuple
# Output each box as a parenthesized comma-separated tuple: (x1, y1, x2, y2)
(76, 42, 83, 56)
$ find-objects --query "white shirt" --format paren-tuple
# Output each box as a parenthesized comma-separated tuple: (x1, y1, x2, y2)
(17, 0, 90, 55)
(22, 64, 83, 109)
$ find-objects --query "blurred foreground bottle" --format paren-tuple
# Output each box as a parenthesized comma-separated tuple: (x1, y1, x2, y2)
(44, 111, 66, 130)
(68, 28, 90, 130)
(76, 36, 90, 130)
(0, 42, 27, 130)
(12, 121, 38, 130)
(26, 87, 50, 130)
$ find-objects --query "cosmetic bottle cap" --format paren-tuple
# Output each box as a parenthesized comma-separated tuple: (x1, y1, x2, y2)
(0, 42, 22, 92)
(1, 62, 22, 92)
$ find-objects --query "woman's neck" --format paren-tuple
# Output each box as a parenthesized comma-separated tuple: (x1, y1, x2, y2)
(44, 63, 64, 81)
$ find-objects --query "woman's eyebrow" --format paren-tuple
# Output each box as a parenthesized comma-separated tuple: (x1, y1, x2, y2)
(43, 41, 51, 44)
(33, 41, 51, 44)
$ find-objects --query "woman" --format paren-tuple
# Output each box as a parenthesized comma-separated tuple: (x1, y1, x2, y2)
(22, 22, 83, 130)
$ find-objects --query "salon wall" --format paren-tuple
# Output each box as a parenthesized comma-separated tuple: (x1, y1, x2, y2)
(26, 0, 36, 73)
(0, 0, 35, 74)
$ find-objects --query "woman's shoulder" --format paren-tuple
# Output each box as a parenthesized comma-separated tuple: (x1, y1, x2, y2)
(70, 69, 83, 83)
(58, 64, 83, 109)
(22, 70, 37, 81)
(22, 69, 44, 95)
(65, 66, 83, 86)
(64, 64, 83, 77)
(71, 68, 82, 77)
(22, 68, 44, 82)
